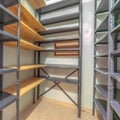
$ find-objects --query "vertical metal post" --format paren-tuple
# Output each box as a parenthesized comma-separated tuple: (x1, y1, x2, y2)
(78, 0, 83, 117)
(0, 41, 3, 91)
(0, 41, 3, 120)
(107, 0, 114, 120)
(16, 0, 21, 120)
(37, 10, 41, 99)
(92, 0, 97, 115)
(37, 43, 41, 99)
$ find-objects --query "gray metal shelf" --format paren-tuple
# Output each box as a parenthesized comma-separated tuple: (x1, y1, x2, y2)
(39, 0, 79, 14)
(45, 64, 79, 69)
(95, 34, 108, 45)
(0, 68, 17, 75)
(40, 48, 79, 52)
(0, 0, 20, 119)
(111, 0, 120, 12)
(94, 99, 107, 120)
(39, 37, 79, 44)
(95, 85, 108, 100)
(96, 0, 108, 13)
(40, 23, 79, 35)
(111, 100, 120, 118)
(93, 0, 110, 119)
(41, 75, 78, 84)
(41, 11, 79, 25)
(111, 73, 120, 82)
(0, 92, 17, 111)
(96, 17, 108, 32)
(95, 68, 108, 75)
(0, 4, 18, 25)
(111, 49, 120, 56)
(0, 0, 18, 7)
(95, 53, 108, 57)
(0, 30, 18, 42)
(37, 0, 82, 117)
(111, 24, 120, 34)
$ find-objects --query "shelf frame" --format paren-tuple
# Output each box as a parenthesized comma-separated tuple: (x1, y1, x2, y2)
(37, 0, 83, 118)
(0, 0, 21, 120)
(0, 4, 18, 25)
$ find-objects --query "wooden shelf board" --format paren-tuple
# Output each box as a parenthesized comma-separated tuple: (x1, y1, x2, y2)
(4, 21, 45, 42)
(9, 4, 46, 32)
(20, 64, 46, 71)
(28, 0, 46, 9)
(4, 78, 45, 96)
(55, 40, 79, 48)
(4, 39, 45, 51)
(55, 51, 78, 56)
(5, 64, 46, 71)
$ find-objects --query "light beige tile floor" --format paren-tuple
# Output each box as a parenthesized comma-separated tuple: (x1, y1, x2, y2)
(20, 98, 98, 120)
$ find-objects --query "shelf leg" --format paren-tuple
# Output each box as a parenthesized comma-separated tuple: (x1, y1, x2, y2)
(33, 88, 36, 103)
(37, 85, 40, 99)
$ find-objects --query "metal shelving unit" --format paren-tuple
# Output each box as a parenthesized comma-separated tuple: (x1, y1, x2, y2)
(93, 0, 120, 120)
(0, 0, 20, 120)
(108, 0, 120, 120)
(93, 0, 109, 120)
(36, 0, 83, 117)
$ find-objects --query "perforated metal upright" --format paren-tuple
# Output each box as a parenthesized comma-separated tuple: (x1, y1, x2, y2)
(0, 0, 20, 120)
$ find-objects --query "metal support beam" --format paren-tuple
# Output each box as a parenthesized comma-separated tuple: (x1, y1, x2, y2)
(0, 41, 3, 91)
(93, 0, 97, 115)
(33, 88, 36, 103)
(65, 69, 78, 79)
(53, 81, 78, 106)
(40, 68, 49, 77)
(0, 41, 3, 120)
(77, 0, 83, 117)
(37, 85, 40, 99)
(16, 0, 21, 120)
(107, 0, 114, 120)
(39, 83, 59, 97)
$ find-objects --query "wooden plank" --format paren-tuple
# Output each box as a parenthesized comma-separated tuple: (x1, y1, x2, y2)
(54, 40, 79, 56)
(4, 21, 45, 41)
(4, 39, 45, 51)
(9, 4, 46, 32)
(55, 51, 78, 56)
(20, 64, 46, 71)
(4, 78, 45, 96)
(28, 0, 46, 9)
(55, 40, 79, 48)
(5, 64, 46, 71)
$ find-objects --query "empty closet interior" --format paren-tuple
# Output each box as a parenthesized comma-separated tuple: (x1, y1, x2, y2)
(0, 0, 120, 120)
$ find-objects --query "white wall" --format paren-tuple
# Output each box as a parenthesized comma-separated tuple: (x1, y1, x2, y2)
(40, 0, 95, 110)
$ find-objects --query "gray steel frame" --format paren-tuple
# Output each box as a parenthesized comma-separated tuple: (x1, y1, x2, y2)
(108, 0, 120, 120)
(37, 0, 83, 117)
(39, 0, 79, 14)
(0, 0, 20, 120)
(93, 0, 109, 119)
(93, 0, 97, 115)
(93, 0, 120, 120)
